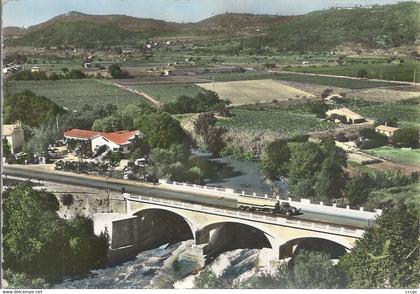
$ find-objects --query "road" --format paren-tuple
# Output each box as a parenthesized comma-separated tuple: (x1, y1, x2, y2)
(3, 165, 373, 228)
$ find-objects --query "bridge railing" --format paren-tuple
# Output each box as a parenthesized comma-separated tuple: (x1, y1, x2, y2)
(124, 194, 365, 238)
(158, 179, 382, 220)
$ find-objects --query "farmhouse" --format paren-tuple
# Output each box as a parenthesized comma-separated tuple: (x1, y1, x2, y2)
(326, 107, 365, 124)
(2, 122, 25, 153)
(375, 125, 399, 137)
(64, 129, 142, 154)
(31, 66, 40, 73)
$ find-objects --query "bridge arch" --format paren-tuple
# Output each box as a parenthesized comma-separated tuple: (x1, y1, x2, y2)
(197, 221, 274, 263)
(132, 208, 195, 251)
(279, 237, 350, 259)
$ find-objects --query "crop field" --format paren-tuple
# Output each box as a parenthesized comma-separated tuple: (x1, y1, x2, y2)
(365, 146, 420, 166)
(216, 108, 336, 137)
(197, 79, 315, 105)
(206, 72, 398, 89)
(346, 88, 420, 102)
(5, 79, 150, 110)
(129, 83, 205, 104)
(338, 100, 420, 128)
(286, 61, 420, 83)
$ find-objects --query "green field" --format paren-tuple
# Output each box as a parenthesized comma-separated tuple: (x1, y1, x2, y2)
(130, 83, 205, 104)
(287, 62, 420, 83)
(217, 108, 336, 137)
(365, 146, 420, 166)
(338, 100, 420, 129)
(5, 79, 150, 111)
(207, 72, 398, 89)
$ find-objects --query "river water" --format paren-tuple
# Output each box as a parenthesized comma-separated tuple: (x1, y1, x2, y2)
(54, 240, 270, 289)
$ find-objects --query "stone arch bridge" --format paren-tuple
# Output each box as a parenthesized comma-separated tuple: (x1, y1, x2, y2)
(103, 194, 367, 263)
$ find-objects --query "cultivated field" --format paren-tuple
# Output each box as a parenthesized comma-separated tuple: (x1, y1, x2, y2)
(346, 88, 420, 102)
(216, 108, 336, 137)
(5, 79, 150, 110)
(287, 61, 420, 83)
(197, 79, 315, 105)
(206, 72, 399, 89)
(129, 83, 205, 104)
(365, 146, 420, 167)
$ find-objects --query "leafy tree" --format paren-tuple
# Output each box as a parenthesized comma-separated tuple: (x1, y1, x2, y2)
(3, 138, 11, 156)
(392, 128, 419, 148)
(308, 102, 329, 118)
(358, 128, 388, 149)
(107, 63, 130, 79)
(340, 206, 420, 288)
(260, 140, 291, 179)
(290, 250, 348, 288)
(164, 90, 228, 114)
(288, 142, 325, 184)
(23, 121, 62, 158)
(289, 178, 316, 199)
(315, 156, 348, 201)
(320, 137, 347, 167)
(3, 270, 48, 289)
(64, 69, 86, 79)
(204, 126, 226, 156)
(194, 112, 217, 137)
(92, 115, 122, 132)
(138, 112, 185, 149)
(4, 90, 64, 127)
(345, 174, 372, 206)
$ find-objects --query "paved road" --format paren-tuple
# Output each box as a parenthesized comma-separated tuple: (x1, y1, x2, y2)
(3, 165, 372, 228)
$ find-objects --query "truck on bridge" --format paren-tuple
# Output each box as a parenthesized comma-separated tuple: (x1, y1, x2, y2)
(237, 195, 300, 216)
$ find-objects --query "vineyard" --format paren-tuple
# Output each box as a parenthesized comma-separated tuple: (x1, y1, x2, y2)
(5, 79, 150, 110)
(197, 79, 315, 105)
(217, 108, 336, 137)
(129, 84, 205, 104)
(338, 100, 420, 128)
(286, 61, 420, 83)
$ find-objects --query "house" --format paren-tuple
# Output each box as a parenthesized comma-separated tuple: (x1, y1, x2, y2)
(2, 122, 25, 153)
(326, 107, 365, 124)
(375, 125, 399, 138)
(31, 66, 40, 73)
(64, 129, 141, 154)
(325, 94, 344, 103)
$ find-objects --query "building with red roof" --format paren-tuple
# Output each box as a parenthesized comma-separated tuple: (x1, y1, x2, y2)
(64, 129, 142, 154)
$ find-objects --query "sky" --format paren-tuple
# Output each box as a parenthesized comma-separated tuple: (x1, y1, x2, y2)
(3, 0, 403, 27)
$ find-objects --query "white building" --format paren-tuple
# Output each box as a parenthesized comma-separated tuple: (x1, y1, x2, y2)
(2, 122, 25, 153)
(64, 129, 141, 154)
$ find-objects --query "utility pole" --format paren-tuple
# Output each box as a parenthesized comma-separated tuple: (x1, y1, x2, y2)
(212, 75, 215, 92)
(413, 69, 417, 85)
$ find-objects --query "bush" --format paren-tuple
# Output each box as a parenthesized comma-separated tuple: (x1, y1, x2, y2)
(392, 128, 419, 148)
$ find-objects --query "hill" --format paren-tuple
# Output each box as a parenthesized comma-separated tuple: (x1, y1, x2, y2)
(261, 1, 419, 51)
(5, 2, 418, 50)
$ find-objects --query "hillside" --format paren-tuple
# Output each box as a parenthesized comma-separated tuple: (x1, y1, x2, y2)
(262, 1, 419, 51)
(5, 2, 418, 50)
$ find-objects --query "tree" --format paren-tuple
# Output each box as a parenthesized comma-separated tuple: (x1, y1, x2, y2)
(65, 69, 86, 79)
(107, 63, 130, 79)
(138, 112, 186, 149)
(289, 142, 325, 183)
(392, 128, 419, 148)
(4, 90, 64, 127)
(340, 206, 420, 288)
(204, 126, 226, 156)
(194, 112, 217, 137)
(3, 138, 11, 157)
(290, 250, 348, 288)
(345, 174, 372, 206)
(260, 140, 291, 179)
(23, 121, 62, 158)
(92, 115, 122, 132)
(308, 102, 329, 118)
(315, 156, 348, 201)
(193, 269, 232, 289)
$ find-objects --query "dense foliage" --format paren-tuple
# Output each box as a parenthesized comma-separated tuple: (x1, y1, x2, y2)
(340, 206, 420, 288)
(164, 90, 228, 114)
(4, 90, 64, 127)
(3, 185, 109, 284)
(392, 128, 419, 148)
(260, 140, 291, 179)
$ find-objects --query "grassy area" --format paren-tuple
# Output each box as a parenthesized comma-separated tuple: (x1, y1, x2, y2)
(337, 100, 420, 128)
(208, 72, 398, 89)
(217, 108, 336, 137)
(129, 83, 205, 104)
(5, 79, 150, 111)
(287, 61, 420, 82)
(365, 146, 420, 166)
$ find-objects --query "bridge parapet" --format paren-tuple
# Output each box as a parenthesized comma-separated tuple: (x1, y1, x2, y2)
(158, 179, 382, 220)
(124, 193, 365, 239)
